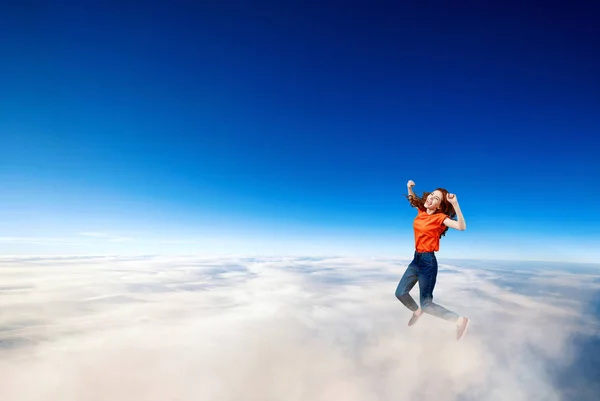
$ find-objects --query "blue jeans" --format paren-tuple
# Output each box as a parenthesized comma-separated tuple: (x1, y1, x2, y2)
(395, 251, 460, 323)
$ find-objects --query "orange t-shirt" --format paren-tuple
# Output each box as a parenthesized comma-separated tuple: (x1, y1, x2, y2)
(413, 208, 449, 252)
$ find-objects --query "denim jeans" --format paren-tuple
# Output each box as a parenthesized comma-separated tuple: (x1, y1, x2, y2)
(395, 251, 460, 323)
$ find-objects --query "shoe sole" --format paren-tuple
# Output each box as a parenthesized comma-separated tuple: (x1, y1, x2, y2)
(457, 318, 470, 341)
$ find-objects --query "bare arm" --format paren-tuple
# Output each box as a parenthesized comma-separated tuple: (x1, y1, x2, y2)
(407, 180, 416, 201)
(444, 194, 466, 230)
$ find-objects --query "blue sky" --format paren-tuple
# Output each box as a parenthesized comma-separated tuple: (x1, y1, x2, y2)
(1, 1, 599, 261)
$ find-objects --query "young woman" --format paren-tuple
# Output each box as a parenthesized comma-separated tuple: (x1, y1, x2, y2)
(395, 180, 470, 340)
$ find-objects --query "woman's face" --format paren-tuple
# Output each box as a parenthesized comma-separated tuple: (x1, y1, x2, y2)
(425, 190, 443, 210)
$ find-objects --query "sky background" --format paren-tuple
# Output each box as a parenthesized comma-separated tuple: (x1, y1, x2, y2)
(1, 1, 599, 262)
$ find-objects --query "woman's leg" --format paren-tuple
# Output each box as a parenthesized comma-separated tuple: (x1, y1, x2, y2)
(395, 259, 419, 312)
(417, 254, 461, 323)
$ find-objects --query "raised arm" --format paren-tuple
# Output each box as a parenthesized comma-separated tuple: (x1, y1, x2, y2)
(407, 180, 416, 200)
(444, 193, 466, 231)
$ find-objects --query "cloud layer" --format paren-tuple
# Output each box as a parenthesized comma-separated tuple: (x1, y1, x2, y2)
(1, 255, 599, 401)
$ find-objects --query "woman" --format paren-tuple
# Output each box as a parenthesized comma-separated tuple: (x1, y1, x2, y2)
(395, 180, 470, 340)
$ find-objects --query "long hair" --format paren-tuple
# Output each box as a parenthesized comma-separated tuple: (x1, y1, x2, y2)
(405, 187, 457, 238)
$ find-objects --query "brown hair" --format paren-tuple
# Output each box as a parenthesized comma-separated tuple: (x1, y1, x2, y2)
(405, 187, 457, 237)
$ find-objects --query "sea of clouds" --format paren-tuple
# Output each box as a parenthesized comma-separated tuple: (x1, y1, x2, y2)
(1, 255, 599, 401)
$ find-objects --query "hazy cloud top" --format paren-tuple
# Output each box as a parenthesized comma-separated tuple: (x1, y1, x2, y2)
(1, 255, 599, 401)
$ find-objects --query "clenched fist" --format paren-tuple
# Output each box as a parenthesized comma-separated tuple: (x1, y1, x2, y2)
(407, 180, 415, 188)
(446, 193, 458, 204)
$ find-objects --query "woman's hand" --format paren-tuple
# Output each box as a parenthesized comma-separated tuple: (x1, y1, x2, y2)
(407, 180, 415, 188)
(446, 193, 458, 204)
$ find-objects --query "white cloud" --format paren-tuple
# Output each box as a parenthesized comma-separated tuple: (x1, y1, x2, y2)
(0, 256, 598, 400)
(78, 232, 135, 242)
(157, 237, 225, 245)
(0, 237, 81, 245)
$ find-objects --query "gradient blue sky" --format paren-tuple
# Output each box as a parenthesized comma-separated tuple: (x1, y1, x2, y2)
(1, 1, 599, 261)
